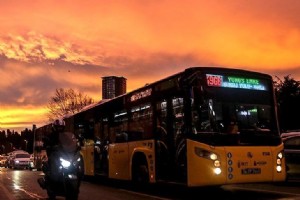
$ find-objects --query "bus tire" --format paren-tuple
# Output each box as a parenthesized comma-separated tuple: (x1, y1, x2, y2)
(132, 154, 149, 184)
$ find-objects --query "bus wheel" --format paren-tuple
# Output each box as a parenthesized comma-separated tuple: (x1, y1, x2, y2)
(132, 158, 149, 184)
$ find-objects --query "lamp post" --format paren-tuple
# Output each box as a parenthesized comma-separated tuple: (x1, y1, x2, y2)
(32, 124, 36, 166)
(24, 140, 28, 152)
(9, 142, 13, 152)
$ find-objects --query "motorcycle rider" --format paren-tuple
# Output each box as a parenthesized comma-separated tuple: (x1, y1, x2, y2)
(38, 118, 84, 200)
(38, 119, 66, 188)
(38, 119, 82, 195)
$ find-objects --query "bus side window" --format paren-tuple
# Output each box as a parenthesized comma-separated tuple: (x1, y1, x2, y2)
(109, 131, 116, 143)
(156, 100, 168, 141)
(115, 132, 128, 143)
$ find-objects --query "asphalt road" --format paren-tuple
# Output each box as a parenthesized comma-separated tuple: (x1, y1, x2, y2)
(1, 167, 300, 200)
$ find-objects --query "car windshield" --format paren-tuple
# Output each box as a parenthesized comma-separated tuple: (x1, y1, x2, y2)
(15, 154, 30, 158)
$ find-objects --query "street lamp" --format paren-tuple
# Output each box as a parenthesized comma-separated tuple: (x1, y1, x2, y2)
(9, 142, 13, 152)
(24, 140, 28, 152)
(32, 124, 36, 165)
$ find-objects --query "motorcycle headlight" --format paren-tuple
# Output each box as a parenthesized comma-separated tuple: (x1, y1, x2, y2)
(60, 158, 71, 168)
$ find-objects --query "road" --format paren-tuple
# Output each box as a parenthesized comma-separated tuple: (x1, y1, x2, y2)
(0, 167, 300, 200)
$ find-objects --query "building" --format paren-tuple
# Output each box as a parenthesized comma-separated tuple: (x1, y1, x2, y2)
(102, 76, 127, 99)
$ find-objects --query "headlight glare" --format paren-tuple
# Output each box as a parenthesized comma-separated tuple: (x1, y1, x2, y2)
(276, 165, 282, 172)
(214, 168, 221, 175)
(60, 158, 71, 168)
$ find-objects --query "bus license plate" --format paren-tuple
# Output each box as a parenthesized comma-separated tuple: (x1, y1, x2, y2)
(241, 168, 261, 175)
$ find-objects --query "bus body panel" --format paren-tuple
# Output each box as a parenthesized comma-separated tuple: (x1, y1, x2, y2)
(107, 140, 156, 181)
(109, 143, 129, 180)
(187, 140, 286, 186)
(128, 140, 156, 183)
(223, 144, 286, 184)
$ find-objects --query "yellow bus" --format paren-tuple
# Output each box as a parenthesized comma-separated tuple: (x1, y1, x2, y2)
(64, 67, 286, 187)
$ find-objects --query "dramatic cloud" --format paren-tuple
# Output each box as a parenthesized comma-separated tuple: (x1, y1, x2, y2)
(0, 0, 300, 131)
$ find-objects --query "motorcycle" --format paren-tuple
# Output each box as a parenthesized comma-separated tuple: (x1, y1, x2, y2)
(38, 131, 84, 200)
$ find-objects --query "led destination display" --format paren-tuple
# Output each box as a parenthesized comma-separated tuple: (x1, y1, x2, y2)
(206, 74, 268, 91)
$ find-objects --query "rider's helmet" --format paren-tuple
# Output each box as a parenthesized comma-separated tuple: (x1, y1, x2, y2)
(52, 118, 65, 133)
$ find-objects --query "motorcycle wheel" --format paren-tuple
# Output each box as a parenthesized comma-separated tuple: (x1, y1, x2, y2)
(65, 192, 78, 200)
(65, 180, 80, 200)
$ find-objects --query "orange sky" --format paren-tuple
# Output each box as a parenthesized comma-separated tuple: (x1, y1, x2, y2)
(1, 0, 300, 132)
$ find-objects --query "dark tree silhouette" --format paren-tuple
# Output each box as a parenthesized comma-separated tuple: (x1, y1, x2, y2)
(274, 75, 300, 131)
(47, 88, 94, 122)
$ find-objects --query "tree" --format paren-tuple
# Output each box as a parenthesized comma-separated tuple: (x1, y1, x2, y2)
(274, 75, 300, 131)
(47, 88, 95, 122)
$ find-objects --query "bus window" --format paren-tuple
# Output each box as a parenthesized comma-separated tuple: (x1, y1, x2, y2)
(227, 115, 239, 134)
(110, 110, 128, 143)
(156, 100, 168, 140)
(173, 98, 184, 133)
(129, 103, 153, 140)
(115, 132, 128, 143)
(101, 117, 109, 142)
(172, 97, 185, 145)
(192, 99, 225, 133)
(192, 99, 213, 132)
(236, 105, 271, 131)
(81, 120, 95, 140)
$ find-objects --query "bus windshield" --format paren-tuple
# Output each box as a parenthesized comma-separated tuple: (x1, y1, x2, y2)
(189, 75, 280, 146)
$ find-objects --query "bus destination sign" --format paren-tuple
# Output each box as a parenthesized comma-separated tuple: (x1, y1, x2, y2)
(206, 74, 267, 91)
(130, 88, 152, 102)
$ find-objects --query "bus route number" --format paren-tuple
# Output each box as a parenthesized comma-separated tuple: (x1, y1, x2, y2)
(207, 75, 222, 87)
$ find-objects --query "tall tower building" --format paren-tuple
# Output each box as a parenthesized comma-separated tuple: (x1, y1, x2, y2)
(102, 76, 127, 99)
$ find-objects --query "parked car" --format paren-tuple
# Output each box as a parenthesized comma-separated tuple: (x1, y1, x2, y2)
(281, 130, 300, 139)
(8, 150, 31, 169)
(281, 131, 300, 180)
(0, 155, 9, 167)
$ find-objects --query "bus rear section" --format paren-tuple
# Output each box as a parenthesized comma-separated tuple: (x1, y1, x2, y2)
(187, 140, 286, 187)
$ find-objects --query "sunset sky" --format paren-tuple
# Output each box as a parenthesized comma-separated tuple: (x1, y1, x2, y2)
(1, 0, 300, 132)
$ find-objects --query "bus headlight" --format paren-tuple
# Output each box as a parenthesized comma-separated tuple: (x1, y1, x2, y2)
(276, 165, 282, 172)
(210, 153, 218, 160)
(276, 158, 281, 165)
(194, 147, 219, 161)
(214, 160, 221, 167)
(214, 167, 222, 175)
(195, 147, 221, 175)
(276, 151, 283, 173)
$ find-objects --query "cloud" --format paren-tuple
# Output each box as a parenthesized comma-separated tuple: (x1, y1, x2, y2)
(1, 0, 300, 132)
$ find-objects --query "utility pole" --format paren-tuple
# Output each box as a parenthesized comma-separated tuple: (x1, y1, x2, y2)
(32, 124, 36, 165)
